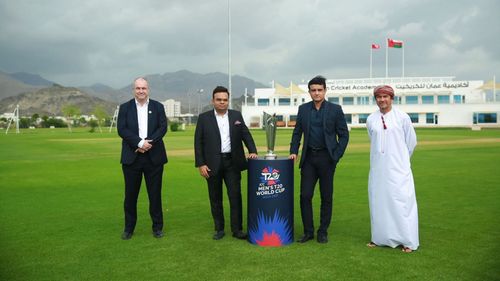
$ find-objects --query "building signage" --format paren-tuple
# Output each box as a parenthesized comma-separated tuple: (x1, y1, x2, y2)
(327, 81, 471, 92)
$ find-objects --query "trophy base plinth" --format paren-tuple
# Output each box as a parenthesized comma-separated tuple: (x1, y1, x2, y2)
(264, 154, 277, 160)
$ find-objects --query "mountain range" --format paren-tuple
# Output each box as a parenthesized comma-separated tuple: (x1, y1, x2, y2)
(0, 84, 117, 116)
(0, 70, 266, 116)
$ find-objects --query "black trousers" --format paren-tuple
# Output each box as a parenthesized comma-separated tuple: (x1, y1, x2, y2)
(300, 149, 336, 235)
(206, 155, 243, 233)
(122, 153, 164, 233)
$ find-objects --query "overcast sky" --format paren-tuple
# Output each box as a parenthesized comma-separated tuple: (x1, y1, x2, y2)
(0, 0, 499, 88)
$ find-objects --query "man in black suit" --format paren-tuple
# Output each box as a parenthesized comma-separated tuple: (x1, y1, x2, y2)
(289, 75, 349, 244)
(194, 86, 258, 240)
(117, 77, 168, 240)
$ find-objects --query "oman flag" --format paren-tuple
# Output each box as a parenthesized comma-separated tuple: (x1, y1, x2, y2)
(388, 38, 403, 48)
(371, 44, 380, 49)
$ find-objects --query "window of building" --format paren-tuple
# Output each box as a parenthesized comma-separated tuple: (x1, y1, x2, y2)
(328, 97, 339, 104)
(422, 95, 434, 104)
(342, 97, 354, 105)
(358, 113, 369, 124)
(344, 114, 352, 124)
(405, 96, 418, 104)
(408, 113, 419, 123)
(278, 98, 290, 106)
(275, 115, 284, 121)
(357, 96, 370, 105)
(426, 113, 435, 124)
(393, 96, 402, 105)
(438, 95, 450, 104)
(257, 98, 269, 106)
(473, 113, 497, 124)
(453, 95, 463, 104)
(289, 115, 297, 121)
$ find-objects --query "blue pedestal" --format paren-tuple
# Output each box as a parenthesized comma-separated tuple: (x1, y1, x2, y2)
(247, 158, 294, 246)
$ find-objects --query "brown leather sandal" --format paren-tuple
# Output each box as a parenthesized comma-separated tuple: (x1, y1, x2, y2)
(401, 246, 413, 253)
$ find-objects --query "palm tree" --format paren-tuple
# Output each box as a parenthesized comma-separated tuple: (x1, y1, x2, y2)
(61, 105, 81, 132)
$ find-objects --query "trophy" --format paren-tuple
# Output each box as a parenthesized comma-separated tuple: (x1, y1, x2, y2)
(263, 112, 277, 160)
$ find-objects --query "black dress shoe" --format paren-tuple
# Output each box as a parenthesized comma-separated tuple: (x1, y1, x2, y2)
(213, 230, 225, 240)
(153, 230, 164, 238)
(297, 233, 314, 243)
(121, 231, 133, 240)
(317, 233, 328, 244)
(232, 231, 248, 240)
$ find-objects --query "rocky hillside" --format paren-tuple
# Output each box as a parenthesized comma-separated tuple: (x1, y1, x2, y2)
(0, 70, 265, 116)
(0, 84, 118, 116)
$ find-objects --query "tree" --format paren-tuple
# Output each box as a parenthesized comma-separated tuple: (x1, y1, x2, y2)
(31, 113, 39, 127)
(88, 119, 99, 133)
(41, 115, 49, 128)
(19, 117, 30, 128)
(44, 117, 66, 128)
(92, 106, 109, 133)
(61, 105, 81, 132)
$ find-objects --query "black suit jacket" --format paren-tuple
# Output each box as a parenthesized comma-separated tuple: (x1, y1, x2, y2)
(290, 101, 349, 168)
(117, 99, 168, 165)
(194, 109, 257, 175)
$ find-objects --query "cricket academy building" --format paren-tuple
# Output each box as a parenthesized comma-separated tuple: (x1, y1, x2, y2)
(241, 76, 500, 129)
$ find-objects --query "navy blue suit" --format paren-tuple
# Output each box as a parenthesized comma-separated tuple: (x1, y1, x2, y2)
(290, 101, 349, 236)
(118, 99, 168, 233)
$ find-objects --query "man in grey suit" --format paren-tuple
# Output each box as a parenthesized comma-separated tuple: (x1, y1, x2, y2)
(117, 77, 168, 240)
(289, 75, 349, 244)
(194, 86, 258, 240)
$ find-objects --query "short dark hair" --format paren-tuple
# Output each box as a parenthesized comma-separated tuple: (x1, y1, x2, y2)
(212, 86, 230, 99)
(308, 75, 326, 90)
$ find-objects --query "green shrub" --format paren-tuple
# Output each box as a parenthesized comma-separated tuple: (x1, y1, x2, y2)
(170, 122, 179, 132)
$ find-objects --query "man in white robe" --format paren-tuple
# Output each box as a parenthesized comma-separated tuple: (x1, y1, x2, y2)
(366, 85, 419, 252)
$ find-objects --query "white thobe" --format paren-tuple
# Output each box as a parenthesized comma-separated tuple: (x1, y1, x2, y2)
(366, 107, 419, 250)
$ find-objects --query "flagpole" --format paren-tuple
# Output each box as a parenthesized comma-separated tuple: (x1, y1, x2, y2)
(370, 46, 373, 78)
(385, 39, 388, 78)
(227, 0, 232, 109)
(402, 44, 405, 77)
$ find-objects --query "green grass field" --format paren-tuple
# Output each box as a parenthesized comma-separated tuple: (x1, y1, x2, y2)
(1, 127, 499, 280)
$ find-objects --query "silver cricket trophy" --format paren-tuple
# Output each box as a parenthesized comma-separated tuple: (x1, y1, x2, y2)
(263, 112, 277, 160)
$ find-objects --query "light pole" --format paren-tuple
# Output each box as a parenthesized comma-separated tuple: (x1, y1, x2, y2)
(197, 89, 204, 116)
(188, 91, 192, 124)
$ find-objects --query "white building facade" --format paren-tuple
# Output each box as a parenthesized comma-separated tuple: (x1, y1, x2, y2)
(162, 99, 181, 118)
(241, 77, 500, 128)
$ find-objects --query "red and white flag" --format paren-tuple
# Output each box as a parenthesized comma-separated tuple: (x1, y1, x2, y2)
(387, 38, 403, 48)
(372, 44, 380, 49)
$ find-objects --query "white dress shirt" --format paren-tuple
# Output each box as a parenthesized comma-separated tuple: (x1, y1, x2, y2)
(214, 110, 231, 153)
(136, 99, 149, 148)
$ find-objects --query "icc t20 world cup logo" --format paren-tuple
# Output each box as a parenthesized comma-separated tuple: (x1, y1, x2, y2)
(260, 166, 280, 185)
(256, 166, 285, 198)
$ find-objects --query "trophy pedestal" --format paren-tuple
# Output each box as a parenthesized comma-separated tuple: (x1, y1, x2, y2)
(264, 153, 277, 160)
(247, 158, 294, 246)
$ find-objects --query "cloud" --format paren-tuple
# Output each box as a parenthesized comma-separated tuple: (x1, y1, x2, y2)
(0, 0, 498, 87)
